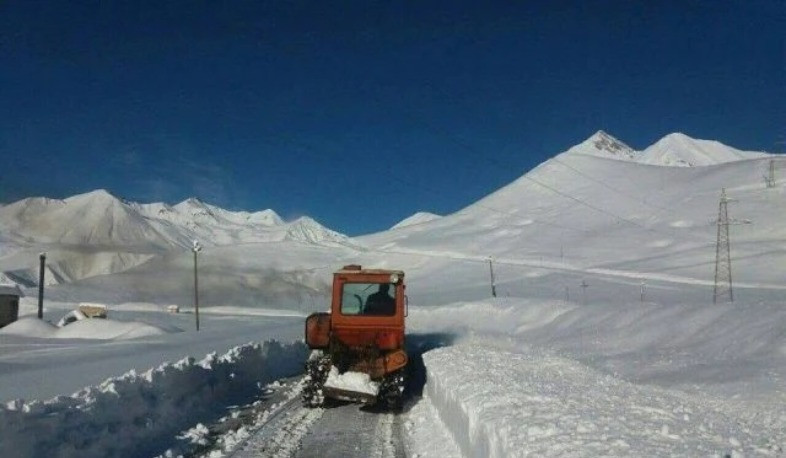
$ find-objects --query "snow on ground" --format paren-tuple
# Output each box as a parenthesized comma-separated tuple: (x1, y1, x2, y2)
(0, 340, 307, 458)
(0, 316, 179, 340)
(0, 301, 304, 401)
(404, 299, 786, 457)
(423, 342, 783, 457)
(409, 299, 786, 401)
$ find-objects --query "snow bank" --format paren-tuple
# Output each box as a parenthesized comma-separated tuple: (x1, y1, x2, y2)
(0, 316, 180, 340)
(411, 299, 786, 393)
(423, 344, 785, 457)
(0, 340, 308, 457)
(0, 316, 59, 336)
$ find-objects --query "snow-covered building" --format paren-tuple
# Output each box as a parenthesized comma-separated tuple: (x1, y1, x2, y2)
(0, 284, 22, 328)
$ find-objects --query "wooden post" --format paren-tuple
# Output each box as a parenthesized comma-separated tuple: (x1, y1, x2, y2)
(193, 249, 200, 331)
(37, 253, 46, 319)
(488, 257, 497, 298)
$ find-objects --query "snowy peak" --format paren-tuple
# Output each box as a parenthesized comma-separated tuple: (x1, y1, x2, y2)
(564, 131, 769, 167)
(391, 212, 442, 229)
(246, 209, 284, 226)
(639, 132, 769, 167)
(284, 216, 349, 245)
(63, 189, 117, 204)
(566, 130, 637, 160)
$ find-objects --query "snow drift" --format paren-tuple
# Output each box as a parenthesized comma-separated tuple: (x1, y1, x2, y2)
(0, 340, 307, 458)
(0, 316, 181, 340)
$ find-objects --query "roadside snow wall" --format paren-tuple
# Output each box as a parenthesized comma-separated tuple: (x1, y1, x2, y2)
(423, 344, 784, 457)
(0, 340, 307, 458)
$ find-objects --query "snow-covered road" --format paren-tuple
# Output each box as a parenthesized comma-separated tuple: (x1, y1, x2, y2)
(296, 403, 404, 458)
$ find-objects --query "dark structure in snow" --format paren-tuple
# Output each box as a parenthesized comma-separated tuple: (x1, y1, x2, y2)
(0, 285, 22, 328)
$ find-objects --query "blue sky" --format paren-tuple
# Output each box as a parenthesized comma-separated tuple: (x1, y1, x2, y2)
(1, 1, 783, 235)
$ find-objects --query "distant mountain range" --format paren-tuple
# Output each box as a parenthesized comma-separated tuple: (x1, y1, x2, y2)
(0, 190, 350, 287)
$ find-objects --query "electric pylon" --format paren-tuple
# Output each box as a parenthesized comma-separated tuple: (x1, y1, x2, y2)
(713, 188, 733, 303)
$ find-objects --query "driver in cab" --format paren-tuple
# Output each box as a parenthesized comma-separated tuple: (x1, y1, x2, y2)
(365, 283, 395, 315)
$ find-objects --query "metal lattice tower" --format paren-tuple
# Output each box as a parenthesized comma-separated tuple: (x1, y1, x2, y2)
(713, 188, 733, 303)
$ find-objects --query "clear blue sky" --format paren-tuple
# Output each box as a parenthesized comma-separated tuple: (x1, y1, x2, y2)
(1, 1, 783, 235)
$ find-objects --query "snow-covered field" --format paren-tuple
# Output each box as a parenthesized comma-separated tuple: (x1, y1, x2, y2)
(1, 132, 784, 456)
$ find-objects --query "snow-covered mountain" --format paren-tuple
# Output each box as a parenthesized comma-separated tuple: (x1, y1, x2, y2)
(391, 212, 442, 229)
(566, 131, 770, 166)
(358, 131, 785, 305)
(0, 190, 351, 286)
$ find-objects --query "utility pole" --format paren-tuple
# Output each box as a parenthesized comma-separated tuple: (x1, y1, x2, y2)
(713, 189, 733, 303)
(488, 257, 497, 298)
(764, 159, 776, 188)
(192, 240, 202, 331)
(37, 253, 46, 319)
(580, 280, 589, 305)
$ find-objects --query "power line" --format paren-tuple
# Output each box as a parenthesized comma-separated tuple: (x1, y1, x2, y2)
(550, 157, 676, 215)
(549, 157, 718, 246)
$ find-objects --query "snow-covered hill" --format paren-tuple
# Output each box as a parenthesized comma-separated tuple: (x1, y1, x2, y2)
(0, 190, 351, 287)
(391, 212, 442, 230)
(357, 132, 785, 306)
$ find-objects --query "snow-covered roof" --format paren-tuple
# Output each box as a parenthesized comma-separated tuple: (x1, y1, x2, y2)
(0, 284, 23, 296)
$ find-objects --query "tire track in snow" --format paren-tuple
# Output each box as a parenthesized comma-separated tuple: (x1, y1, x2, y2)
(228, 396, 324, 458)
(369, 413, 396, 458)
(296, 404, 406, 458)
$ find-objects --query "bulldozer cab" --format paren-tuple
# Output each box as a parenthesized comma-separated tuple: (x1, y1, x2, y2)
(331, 265, 406, 327)
(305, 265, 406, 351)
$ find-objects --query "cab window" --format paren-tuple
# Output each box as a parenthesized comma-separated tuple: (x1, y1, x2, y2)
(341, 282, 396, 316)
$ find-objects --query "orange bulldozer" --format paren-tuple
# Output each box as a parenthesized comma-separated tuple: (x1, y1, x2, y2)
(303, 265, 408, 409)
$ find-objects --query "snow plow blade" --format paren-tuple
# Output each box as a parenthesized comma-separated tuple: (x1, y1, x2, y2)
(322, 386, 378, 404)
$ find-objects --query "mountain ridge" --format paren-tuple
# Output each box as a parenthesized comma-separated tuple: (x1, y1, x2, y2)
(0, 190, 351, 287)
(565, 131, 770, 167)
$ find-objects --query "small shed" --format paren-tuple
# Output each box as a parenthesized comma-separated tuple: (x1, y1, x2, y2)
(0, 284, 22, 328)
